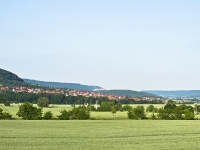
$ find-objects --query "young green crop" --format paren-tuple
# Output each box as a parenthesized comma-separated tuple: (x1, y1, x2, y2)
(1, 120, 200, 150)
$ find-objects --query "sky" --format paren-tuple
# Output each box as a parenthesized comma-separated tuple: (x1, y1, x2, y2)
(0, 0, 200, 90)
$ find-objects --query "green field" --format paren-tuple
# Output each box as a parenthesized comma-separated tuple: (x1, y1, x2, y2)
(0, 103, 166, 120)
(0, 103, 198, 120)
(1, 104, 200, 149)
(1, 120, 200, 150)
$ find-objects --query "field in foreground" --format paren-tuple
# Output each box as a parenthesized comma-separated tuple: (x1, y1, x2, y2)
(1, 120, 200, 150)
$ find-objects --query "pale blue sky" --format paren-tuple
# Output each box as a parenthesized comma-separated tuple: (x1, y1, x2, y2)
(1, 0, 200, 90)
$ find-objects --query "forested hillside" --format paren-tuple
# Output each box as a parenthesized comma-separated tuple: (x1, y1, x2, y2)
(24, 79, 103, 91)
(0, 68, 23, 82)
(98, 90, 157, 97)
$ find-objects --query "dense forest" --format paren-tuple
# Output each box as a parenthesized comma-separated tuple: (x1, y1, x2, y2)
(0, 91, 163, 104)
(98, 90, 157, 97)
(0, 68, 24, 82)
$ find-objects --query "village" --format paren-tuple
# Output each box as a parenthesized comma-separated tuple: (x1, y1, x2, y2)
(0, 85, 164, 102)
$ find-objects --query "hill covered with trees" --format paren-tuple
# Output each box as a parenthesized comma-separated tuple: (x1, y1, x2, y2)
(97, 90, 157, 97)
(23, 79, 104, 91)
(0, 68, 24, 82)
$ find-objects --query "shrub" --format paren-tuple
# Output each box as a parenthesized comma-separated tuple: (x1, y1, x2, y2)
(37, 97, 50, 107)
(0, 108, 12, 119)
(146, 105, 154, 112)
(122, 105, 132, 111)
(58, 109, 70, 120)
(4, 101, 10, 106)
(43, 111, 53, 120)
(16, 102, 43, 120)
(128, 105, 146, 119)
(150, 113, 157, 120)
(184, 109, 195, 120)
(58, 106, 90, 120)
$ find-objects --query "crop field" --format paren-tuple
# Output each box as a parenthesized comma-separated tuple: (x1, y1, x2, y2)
(1, 120, 200, 150)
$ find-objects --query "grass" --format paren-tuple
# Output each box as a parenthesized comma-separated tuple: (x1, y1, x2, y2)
(1, 120, 200, 149)
(0, 103, 199, 119)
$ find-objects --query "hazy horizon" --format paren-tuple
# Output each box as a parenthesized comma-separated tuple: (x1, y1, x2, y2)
(1, 1, 200, 91)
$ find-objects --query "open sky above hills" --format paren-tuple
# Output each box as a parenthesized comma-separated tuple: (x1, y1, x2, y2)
(1, 0, 200, 90)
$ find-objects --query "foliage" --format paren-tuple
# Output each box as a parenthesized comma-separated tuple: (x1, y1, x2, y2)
(111, 105, 117, 118)
(146, 104, 154, 112)
(37, 97, 50, 107)
(57, 109, 70, 120)
(128, 105, 146, 119)
(0, 108, 12, 119)
(96, 101, 122, 112)
(68, 106, 90, 120)
(97, 102, 115, 111)
(0, 68, 24, 82)
(58, 106, 90, 120)
(122, 105, 132, 111)
(184, 109, 195, 120)
(150, 113, 157, 120)
(98, 90, 156, 97)
(16, 102, 43, 120)
(43, 111, 53, 120)
(164, 100, 176, 111)
(157, 103, 195, 120)
(4, 101, 10, 106)
(157, 108, 171, 120)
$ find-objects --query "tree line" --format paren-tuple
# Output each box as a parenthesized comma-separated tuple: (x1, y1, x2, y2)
(0, 91, 163, 105)
(0, 99, 197, 120)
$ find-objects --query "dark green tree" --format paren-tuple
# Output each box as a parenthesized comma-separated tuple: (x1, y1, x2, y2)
(16, 102, 43, 120)
(69, 106, 90, 120)
(164, 100, 176, 111)
(122, 105, 132, 111)
(146, 104, 154, 112)
(184, 109, 195, 120)
(150, 113, 157, 120)
(0, 108, 12, 119)
(128, 105, 146, 119)
(57, 109, 70, 120)
(37, 97, 50, 107)
(157, 108, 171, 120)
(43, 111, 53, 120)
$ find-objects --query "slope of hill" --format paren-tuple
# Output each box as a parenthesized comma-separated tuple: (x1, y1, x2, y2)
(97, 90, 157, 97)
(144, 90, 200, 98)
(0, 68, 24, 82)
(23, 79, 104, 91)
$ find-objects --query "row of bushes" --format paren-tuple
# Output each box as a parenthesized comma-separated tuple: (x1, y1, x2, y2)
(127, 100, 195, 120)
(0, 100, 197, 120)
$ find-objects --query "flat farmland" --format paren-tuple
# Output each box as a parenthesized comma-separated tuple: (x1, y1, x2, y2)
(1, 120, 200, 150)
(0, 103, 198, 119)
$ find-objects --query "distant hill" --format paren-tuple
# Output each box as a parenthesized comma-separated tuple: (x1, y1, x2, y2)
(23, 79, 104, 91)
(97, 90, 157, 97)
(0, 68, 24, 82)
(144, 90, 200, 98)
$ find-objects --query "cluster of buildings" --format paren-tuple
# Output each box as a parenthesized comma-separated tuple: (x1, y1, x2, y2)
(68, 90, 126, 100)
(0, 86, 67, 94)
(0, 85, 162, 102)
(68, 90, 161, 101)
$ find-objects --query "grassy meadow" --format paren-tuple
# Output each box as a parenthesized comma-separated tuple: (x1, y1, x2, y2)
(1, 120, 200, 150)
(1, 103, 200, 149)
(0, 103, 198, 119)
